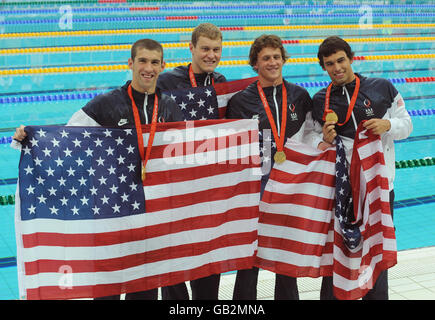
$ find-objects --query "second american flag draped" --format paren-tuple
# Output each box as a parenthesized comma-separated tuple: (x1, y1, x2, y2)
(255, 123, 397, 300)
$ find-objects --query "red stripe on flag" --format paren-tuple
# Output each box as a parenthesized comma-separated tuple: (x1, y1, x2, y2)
(214, 77, 258, 96)
(214, 77, 258, 118)
(145, 157, 259, 186)
(360, 151, 386, 170)
(258, 235, 333, 257)
(368, 197, 391, 216)
(270, 170, 336, 187)
(256, 257, 333, 278)
(284, 147, 336, 166)
(25, 256, 254, 300)
(146, 131, 259, 160)
(23, 203, 259, 249)
(141, 119, 243, 133)
(25, 230, 257, 275)
(147, 180, 260, 212)
(365, 175, 389, 194)
(259, 213, 331, 234)
(261, 191, 334, 211)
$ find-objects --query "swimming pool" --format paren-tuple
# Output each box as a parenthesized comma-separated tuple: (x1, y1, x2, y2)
(0, 0, 434, 299)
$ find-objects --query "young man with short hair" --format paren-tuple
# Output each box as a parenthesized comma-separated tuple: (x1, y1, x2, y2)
(226, 34, 316, 300)
(157, 23, 226, 91)
(312, 36, 413, 300)
(13, 39, 184, 300)
(156, 23, 226, 300)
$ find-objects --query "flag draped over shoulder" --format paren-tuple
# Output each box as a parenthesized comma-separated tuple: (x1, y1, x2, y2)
(15, 119, 261, 300)
(255, 124, 396, 300)
(164, 77, 258, 120)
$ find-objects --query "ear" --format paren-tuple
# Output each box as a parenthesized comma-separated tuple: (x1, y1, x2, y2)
(189, 42, 194, 54)
(128, 58, 133, 70)
(161, 60, 166, 72)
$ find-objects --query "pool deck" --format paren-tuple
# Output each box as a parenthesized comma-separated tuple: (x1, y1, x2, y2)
(214, 246, 435, 300)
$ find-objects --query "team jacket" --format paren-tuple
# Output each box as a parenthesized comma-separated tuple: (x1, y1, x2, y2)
(311, 73, 413, 189)
(226, 79, 317, 183)
(157, 64, 226, 91)
(226, 79, 315, 142)
(67, 81, 184, 127)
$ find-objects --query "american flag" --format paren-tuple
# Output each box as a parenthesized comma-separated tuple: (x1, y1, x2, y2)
(164, 76, 258, 120)
(255, 124, 397, 300)
(334, 135, 361, 251)
(15, 119, 261, 300)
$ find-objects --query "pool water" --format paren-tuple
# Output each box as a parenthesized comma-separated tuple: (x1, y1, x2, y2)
(0, 0, 434, 300)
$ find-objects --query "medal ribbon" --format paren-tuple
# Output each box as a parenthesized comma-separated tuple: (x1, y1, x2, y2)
(127, 84, 159, 181)
(257, 80, 287, 153)
(188, 64, 214, 87)
(322, 75, 360, 126)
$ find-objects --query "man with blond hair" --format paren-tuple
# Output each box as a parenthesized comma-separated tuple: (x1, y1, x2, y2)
(157, 23, 226, 300)
(157, 23, 226, 90)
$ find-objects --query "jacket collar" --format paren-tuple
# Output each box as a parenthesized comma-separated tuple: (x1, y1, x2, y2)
(329, 73, 365, 93)
(187, 63, 215, 86)
(256, 79, 287, 94)
(122, 80, 162, 98)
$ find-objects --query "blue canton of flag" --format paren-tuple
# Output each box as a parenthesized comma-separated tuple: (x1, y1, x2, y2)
(258, 129, 277, 176)
(19, 126, 145, 221)
(165, 85, 219, 120)
(335, 135, 361, 250)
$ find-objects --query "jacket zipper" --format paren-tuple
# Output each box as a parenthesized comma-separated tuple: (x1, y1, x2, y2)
(204, 73, 211, 86)
(273, 85, 280, 133)
(143, 93, 149, 124)
(342, 86, 358, 130)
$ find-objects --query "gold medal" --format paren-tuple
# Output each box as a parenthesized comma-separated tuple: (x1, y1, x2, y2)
(323, 75, 360, 126)
(257, 81, 288, 167)
(274, 151, 286, 164)
(325, 111, 338, 123)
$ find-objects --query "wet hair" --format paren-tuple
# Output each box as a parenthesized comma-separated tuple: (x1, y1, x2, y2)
(131, 38, 164, 61)
(317, 36, 354, 68)
(249, 34, 289, 71)
(191, 23, 223, 46)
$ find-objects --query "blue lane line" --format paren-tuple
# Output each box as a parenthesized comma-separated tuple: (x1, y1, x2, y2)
(0, 257, 16, 268)
(395, 134, 435, 143)
(395, 195, 435, 209)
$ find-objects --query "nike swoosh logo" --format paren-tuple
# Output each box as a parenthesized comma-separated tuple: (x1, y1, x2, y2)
(118, 119, 128, 126)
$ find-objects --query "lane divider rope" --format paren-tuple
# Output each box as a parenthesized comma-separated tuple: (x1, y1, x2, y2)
(0, 78, 434, 105)
(1, 54, 434, 75)
(1, 23, 434, 38)
(2, 37, 435, 55)
(2, 12, 435, 25)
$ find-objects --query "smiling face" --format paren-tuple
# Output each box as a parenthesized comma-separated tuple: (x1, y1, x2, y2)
(128, 47, 165, 94)
(254, 46, 285, 87)
(321, 50, 355, 86)
(189, 36, 222, 74)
